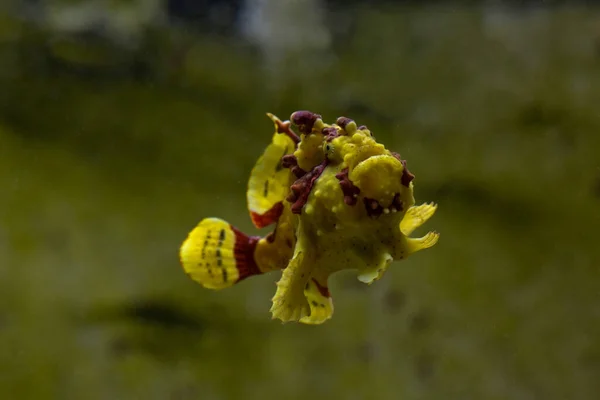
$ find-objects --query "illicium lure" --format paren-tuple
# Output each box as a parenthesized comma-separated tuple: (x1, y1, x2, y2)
(179, 111, 439, 324)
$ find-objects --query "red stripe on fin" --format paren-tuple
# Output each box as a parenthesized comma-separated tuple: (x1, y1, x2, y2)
(312, 278, 331, 298)
(231, 225, 262, 282)
(250, 201, 284, 229)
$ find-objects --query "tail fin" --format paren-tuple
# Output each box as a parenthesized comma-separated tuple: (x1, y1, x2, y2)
(179, 218, 262, 290)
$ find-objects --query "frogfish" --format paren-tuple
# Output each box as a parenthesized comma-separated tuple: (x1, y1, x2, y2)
(179, 111, 439, 324)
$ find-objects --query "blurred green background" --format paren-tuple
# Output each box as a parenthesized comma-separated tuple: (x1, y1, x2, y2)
(1, 1, 599, 399)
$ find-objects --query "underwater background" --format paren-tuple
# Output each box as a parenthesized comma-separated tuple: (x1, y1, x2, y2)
(1, 1, 599, 399)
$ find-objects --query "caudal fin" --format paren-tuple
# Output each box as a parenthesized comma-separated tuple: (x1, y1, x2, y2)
(179, 218, 262, 290)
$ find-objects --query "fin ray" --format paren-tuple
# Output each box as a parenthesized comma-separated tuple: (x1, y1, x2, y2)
(247, 116, 296, 228)
(180, 218, 261, 289)
(299, 275, 334, 325)
(400, 202, 438, 236)
(270, 250, 312, 323)
(405, 231, 440, 255)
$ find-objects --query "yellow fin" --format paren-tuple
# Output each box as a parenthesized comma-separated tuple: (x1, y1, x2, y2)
(179, 218, 261, 290)
(299, 276, 334, 325)
(357, 253, 393, 285)
(270, 250, 312, 323)
(405, 231, 440, 255)
(400, 202, 438, 236)
(247, 116, 296, 228)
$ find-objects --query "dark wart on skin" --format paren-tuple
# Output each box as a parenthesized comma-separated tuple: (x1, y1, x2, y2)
(336, 116, 353, 128)
(287, 160, 328, 214)
(335, 168, 360, 206)
(281, 154, 307, 178)
(291, 110, 322, 134)
(322, 126, 340, 142)
(401, 160, 415, 187)
(364, 197, 384, 218)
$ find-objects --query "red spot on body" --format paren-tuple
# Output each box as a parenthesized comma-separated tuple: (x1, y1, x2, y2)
(391, 193, 404, 212)
(336, 117, 353, 130)
(335, 168, 361, 206)
(231, 225, 262, 282)
(401, 160, 415, 187)
(265, 231, 276, 243)
(322, 126, 340, 142)
(287, 160, 328, 214)
(250, 202, 284, 228)
(281, 154, 306, 178)
(364, 197, 384, 218)
(312, 278, 331, 298)
(291, 110, 321, 134)
(281, 154, 296, 168)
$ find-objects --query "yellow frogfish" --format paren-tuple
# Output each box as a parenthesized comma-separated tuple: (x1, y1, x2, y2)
(179, 111, 439, 324)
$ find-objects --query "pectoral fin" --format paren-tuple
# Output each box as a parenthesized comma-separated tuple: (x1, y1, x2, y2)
(405, 231, 440, 255)
(299, 273, 334, 325)
(400, 203, 438, 236)
(357, 252, 393, 285)
(270, 250, 312, 323)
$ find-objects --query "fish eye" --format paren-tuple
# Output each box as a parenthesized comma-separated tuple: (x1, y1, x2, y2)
(323, 142, 340, 162)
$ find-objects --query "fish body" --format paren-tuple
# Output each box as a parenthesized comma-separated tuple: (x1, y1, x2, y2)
(179, 111, 439, 324)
